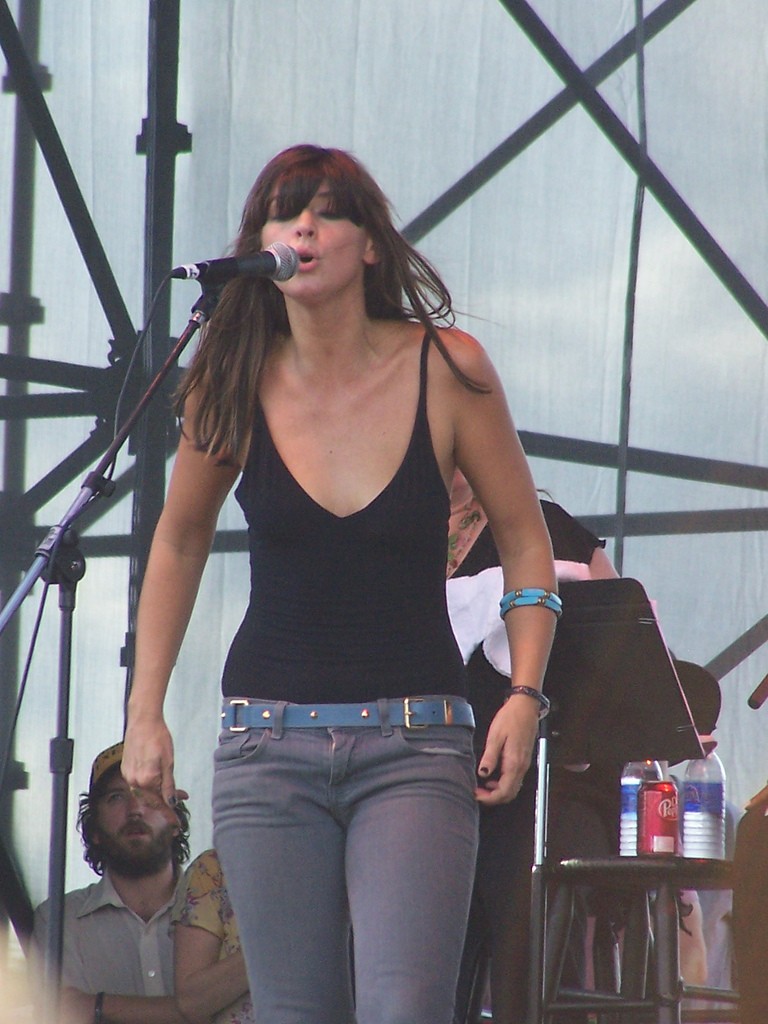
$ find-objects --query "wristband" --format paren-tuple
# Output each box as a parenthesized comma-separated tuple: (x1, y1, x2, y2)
(505, 685, 551, 720)
(94, 992, 105, 1024)
(499, 588, 562, 619)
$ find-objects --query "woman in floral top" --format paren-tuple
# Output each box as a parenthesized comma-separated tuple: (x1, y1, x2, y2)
(172, 849, 253, 1024)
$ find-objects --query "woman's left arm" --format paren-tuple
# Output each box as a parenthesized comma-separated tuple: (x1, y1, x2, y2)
(437, 330, 558, 805)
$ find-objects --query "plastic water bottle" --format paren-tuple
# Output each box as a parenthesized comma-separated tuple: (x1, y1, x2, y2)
(620, 760, 663, 856)
(683, 751, 726, 859)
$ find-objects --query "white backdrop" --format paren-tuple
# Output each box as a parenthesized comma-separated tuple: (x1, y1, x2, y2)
(1, 0, 767, 905)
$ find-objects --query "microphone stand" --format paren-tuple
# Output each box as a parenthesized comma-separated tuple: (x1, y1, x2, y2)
(0, 284, 221, 999)
(41, 527, 84, 1008)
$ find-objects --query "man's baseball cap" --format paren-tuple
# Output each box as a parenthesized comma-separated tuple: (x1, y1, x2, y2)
(89, 741, 124, 791)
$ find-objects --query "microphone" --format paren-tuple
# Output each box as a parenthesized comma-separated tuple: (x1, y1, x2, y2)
(171, 242, 299, 284)
(748, 671, 768, 710)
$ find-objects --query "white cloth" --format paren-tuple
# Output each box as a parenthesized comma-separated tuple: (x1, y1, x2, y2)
(446, 559, 594, 676)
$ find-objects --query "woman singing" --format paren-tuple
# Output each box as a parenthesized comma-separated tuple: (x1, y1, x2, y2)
(122, 144, 558, 1024)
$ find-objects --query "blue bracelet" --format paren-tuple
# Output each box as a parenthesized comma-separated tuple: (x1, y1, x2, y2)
(499, 588, 562, 619)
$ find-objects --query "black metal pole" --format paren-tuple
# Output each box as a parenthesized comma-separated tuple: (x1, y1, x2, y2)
(42, 532, 84, 1005)
(0, 0, 46, 928)
(124, 0, 192, 700)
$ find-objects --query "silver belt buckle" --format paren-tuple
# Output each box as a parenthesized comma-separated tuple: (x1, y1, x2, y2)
(403, 697, 427, 729)
(226, 698, 250, 732)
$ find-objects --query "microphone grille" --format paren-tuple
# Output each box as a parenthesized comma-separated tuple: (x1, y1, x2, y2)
(267, 242, 300, 281)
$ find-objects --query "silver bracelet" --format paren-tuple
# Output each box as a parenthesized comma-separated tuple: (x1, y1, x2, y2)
(505, 685, 551, 720)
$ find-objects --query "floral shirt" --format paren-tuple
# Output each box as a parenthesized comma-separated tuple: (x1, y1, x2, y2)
(172, 849, 254, 1024)
(446, 493, 488, 578)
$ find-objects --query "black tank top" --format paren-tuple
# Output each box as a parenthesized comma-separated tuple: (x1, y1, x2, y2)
(221, 335, 466, 703)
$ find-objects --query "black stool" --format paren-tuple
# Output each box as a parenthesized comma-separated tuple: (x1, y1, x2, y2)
(525, 580, 732, 1023)
(537, 854, 738, 1023)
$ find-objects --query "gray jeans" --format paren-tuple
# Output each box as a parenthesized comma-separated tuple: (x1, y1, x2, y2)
(212, 700, 479, 1024)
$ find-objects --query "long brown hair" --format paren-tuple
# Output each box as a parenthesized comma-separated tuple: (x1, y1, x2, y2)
(177, 144, 483, 458)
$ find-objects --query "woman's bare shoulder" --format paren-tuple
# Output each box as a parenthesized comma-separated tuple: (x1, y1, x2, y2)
(374, 321, 499, 393)
(430, 325, 499, 388)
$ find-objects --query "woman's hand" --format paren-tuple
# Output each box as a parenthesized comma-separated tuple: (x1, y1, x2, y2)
(121, 713, 178, 809)
(475, 695, 540, 805)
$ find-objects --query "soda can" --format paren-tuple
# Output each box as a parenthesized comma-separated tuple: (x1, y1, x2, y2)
(637, 780, 679, 856)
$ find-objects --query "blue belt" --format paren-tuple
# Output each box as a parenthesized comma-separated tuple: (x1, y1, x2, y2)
(221, 696, 474, 732)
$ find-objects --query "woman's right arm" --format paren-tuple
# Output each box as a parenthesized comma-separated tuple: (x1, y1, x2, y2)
(122, 411, 240, 804)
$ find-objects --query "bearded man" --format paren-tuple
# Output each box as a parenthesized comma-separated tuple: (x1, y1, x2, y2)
(33, 742, 190, 1024)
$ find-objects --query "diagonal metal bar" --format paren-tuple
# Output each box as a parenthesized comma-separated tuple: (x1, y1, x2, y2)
(519, 430, 768, 491)
(404, 0, 698, 241)
(704, 616, 768, 681)
(0, 0, 137, 355)
(15, 435, 171, 552)
(498, 0, 768, 339)
(3, 430, 110, 519)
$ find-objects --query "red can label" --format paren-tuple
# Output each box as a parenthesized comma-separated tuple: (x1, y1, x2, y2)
(637, 782, 679, 856)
